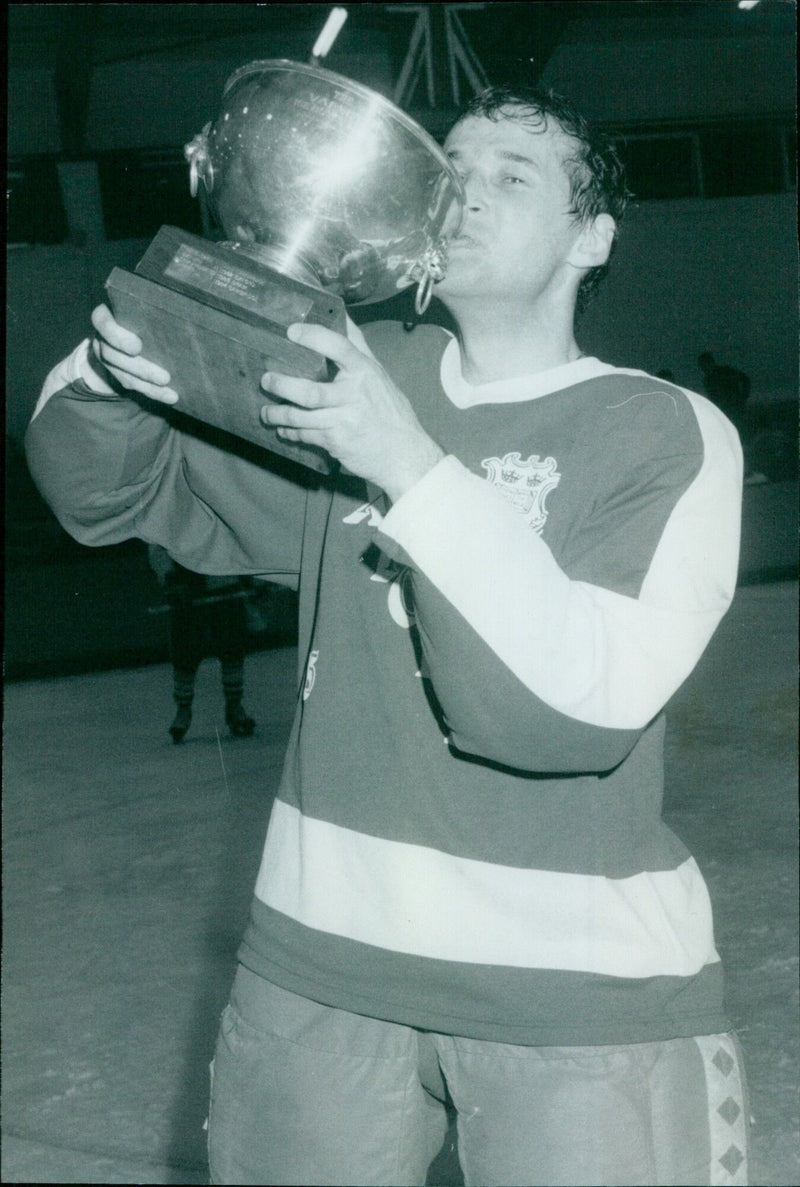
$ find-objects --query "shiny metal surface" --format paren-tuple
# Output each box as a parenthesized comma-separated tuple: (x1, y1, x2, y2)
(184, 59, 464, 306)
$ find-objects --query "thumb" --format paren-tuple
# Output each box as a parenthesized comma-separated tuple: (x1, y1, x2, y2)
(345, 315, 375, 360)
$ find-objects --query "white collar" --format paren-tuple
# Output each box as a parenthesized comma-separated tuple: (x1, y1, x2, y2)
(439, 336, 617, 408)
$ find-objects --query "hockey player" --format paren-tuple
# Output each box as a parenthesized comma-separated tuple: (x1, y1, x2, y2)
(26, 86, 748, 1186)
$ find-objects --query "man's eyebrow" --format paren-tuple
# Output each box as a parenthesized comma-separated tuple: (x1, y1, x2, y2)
(445, 147, 540, 169)
(498, 151, 540, 168)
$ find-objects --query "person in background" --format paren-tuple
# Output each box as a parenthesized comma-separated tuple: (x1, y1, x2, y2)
(148, 543, 256, 742)
(697, 352, 751, 436)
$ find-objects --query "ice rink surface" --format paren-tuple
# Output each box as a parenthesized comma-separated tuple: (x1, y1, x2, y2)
(2, 581, 798, 1185)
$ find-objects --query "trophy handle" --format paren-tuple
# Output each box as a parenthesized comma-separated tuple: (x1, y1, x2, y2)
(185, 123, 214, 197)
(413, 242, 449, 315)
(414, 273, 434, 317)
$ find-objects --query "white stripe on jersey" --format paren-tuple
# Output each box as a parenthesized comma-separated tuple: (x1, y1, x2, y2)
(32, 338, 115, 421)
(255, 800, 720, 978)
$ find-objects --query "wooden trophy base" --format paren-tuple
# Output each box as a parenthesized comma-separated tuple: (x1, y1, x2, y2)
(105, 226, 347, 473)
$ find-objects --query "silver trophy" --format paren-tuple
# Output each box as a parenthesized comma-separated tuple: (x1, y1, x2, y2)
(106, 59, 465, 472)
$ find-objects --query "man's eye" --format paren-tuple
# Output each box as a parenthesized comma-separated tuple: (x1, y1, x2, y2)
(502, 175, 525, 185)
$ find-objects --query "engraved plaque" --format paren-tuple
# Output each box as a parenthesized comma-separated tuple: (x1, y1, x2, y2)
(106, 227, 346, 473)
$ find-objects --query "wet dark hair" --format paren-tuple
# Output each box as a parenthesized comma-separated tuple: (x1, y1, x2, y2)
(455, 85, 631, 314)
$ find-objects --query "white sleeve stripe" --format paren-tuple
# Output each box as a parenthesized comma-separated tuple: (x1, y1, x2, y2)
(379, 400, 741, 730)
(32, 338, 115, 421)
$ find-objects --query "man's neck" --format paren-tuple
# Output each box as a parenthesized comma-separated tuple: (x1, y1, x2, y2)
(443, 298, 582, 386)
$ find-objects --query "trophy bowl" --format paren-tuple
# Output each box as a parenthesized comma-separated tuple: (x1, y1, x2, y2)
(106, 58, 466, 473)
(186, 59, 465, 308)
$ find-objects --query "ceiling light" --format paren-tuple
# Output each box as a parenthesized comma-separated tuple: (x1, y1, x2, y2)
(311, 8, 348, 62)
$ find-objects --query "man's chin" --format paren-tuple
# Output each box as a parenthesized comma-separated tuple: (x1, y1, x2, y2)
(435, 276, 484, 304)
(434, 265, 477, 300)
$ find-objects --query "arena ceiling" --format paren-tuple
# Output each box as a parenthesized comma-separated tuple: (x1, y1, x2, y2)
(9, 2, 793, 152)
(9, 2, 792, 71)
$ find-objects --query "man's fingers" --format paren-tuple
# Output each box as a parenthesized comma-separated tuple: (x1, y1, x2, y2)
(103, 362, 179, 404)
(272, 425, 329, 449)
(261, 371, 329, 408)
(344, 315, 375, 359)
(287, 321, 367, 370)
(90, 302, 176, 401)
(260, 401, 332, 430)
(261, 318, 379, 406)
(93, 338, 173, 387)
(91, 303, 143, 356)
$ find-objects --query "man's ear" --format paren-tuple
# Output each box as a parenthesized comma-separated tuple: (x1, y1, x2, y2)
(570, 213, 616, 270)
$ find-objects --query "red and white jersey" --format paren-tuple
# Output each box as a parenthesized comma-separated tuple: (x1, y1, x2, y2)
(27, 321, 742, 1045)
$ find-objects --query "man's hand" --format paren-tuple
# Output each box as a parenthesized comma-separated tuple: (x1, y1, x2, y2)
(90, 304, 179, 404)
(260, 318, 444, 502)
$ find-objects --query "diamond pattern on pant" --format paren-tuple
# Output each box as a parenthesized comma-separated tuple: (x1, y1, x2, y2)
(694, 1035, 748, 1186)
(712, 1047, 735, 1077)
(719, 1144, 745, 1176)
(717, 1096, 741, 1125)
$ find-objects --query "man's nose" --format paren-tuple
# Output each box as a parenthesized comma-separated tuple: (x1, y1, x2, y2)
(461, 173, 487, 210)
(442, 196, 463, 238)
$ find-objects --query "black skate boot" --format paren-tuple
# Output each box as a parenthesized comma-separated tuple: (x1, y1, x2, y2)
(226, 701, 256, 738)
(169, 704, 192, 743)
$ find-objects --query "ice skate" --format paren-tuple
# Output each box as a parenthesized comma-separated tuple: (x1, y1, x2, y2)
(169, 704, 192, 743)
(225, 701, 255, 738)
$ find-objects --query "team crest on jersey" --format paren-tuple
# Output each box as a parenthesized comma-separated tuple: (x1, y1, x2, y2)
(481, 452, 560, 533)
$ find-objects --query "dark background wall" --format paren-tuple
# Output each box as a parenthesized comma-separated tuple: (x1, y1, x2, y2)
(7, 1, 797, 438)
(6, 1, 798, 676)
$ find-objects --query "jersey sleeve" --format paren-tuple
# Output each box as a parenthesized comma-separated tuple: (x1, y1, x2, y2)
(25, 341, 308, 583)
(374, 386, 743, 774)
